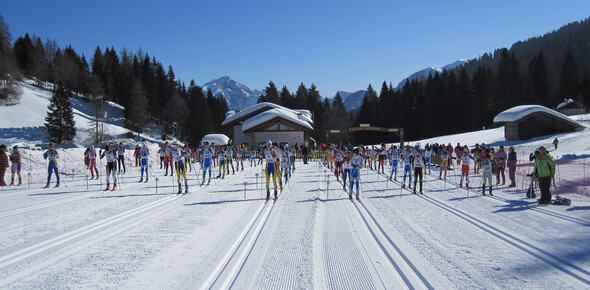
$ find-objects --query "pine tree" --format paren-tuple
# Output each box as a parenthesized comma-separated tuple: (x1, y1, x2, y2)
(258, 81, 279, 104)
(558, 51, 580, 104)
(0, 14, 21, 103)
(45, 84, 76, 143)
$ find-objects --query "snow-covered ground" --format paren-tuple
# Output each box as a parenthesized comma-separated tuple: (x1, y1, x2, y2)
(1, 81, 590, 288)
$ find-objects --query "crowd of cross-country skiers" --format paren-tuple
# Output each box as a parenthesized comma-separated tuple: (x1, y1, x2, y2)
(79, 140, 299, 196)
(0, 139, 556, 205)
(317, 141, 555, 204)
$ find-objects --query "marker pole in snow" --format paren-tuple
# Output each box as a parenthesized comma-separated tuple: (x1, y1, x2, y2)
(255, 173, 259, 189)
(86, 174, 89, 191)
(244, 181, 247, 199)
(27, 172, 31, 189)
(155, 177, 159, 194)
(327, 179, 329, 199)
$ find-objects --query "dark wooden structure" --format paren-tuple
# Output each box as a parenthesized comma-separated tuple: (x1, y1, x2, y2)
(496, 111, 582, 141)
(325, 125, 404, 146)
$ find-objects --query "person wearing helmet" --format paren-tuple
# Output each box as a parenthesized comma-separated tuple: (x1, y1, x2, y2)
(459, 148, 475, 189)
(139, 142, 150, 183)
(100, 145, 118, 191)
(171, 141, 188, 194)
(263, 140, 280, 200)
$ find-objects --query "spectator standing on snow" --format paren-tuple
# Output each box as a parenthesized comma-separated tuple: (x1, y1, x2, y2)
(496, 146, 507, 185)
(9, 145, 22, 186)
(0, 144, 8, 186)
(43, 143, 60, 188)
(507, 146, 517, 187)
(133, 145, 141, 167)
(534, 146, 555, 205)
(553, 138, 559, 150)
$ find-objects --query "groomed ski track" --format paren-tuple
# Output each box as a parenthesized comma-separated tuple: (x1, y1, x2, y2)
(0, 160, 589, 288)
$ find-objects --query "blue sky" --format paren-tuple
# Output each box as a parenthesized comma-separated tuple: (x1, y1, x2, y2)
(2, 1, 589, 98)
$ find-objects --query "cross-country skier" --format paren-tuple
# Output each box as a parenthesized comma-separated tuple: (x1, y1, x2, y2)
(43, 143, 60, 188)
(216, 146, 227, 179)
(424, 145, 433, 174)
(184, 145, 192, 173)
(410, 149, 426, 194)
(164, 142, 172, 176)
(378, 144, 387, 174)
(334, 146, 344, 181)
(236, 145, 244, 171)
(9, 145, 22, 186)
(459, 149, 475, 189)
(226, 144, 235, 175)
(481, 153, 494, 196)
(349, 148, 363, 201)
(439, 149, 449, 180)
(86, 145, 99, 180)
(401, 148, 412, 189)
(158, 145, 165, 169)
(171, 141, 188, 194)
(0, 144, 7, 187)
(133, 144, 140, 167)
(342, 155, 351, 190)
(288, 145, 296, 172)
(389, 145, 399, 181)
(369, 146, 377, 170)
(139, 142, 150, 183)
(100, 145, 118, 191)
(117, 142, 126, 174)
(280, 145, 290, 183)
(327, 145, 335, 169)
(250, 145, 257, 167)
(264, 140, 280, 200)
(201, 142, 214, 185)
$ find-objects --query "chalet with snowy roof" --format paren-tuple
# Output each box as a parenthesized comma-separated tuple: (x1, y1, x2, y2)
(222, 102, 314, 146)
(493, 105, 583, 141)
(556, 99, 589, 116)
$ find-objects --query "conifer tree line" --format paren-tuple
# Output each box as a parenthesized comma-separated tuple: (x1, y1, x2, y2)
(2, 13, 590, 145)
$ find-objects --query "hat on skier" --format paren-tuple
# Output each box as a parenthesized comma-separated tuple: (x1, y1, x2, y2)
(142, 142, 147, 147)
(172, 141, 178, 147)
(352, 148, 359, 154)
(266, 140, 272, 146)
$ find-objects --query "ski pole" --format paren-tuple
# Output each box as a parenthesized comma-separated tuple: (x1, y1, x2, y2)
(552, 176, 559, 197)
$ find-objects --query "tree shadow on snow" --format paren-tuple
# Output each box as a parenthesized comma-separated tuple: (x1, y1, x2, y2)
(296, 196, 349, 203)
(91, 193, 169, 199)
(566, 206, 590, 212)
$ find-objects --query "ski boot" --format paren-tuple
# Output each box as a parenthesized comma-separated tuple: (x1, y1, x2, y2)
(17, 178, 22, 186)
(55, 183, 60, 188)
(104, 183, 110, 191)
(145, 178, 149, 183)
(111, 181, 117, 191)
(274, 189, 278, 200)
(356, 195, 360, 201)
(139, 178, 143, 183)
(201, 179, 205, 186)
(489, 186, 493, 196)
(413, 188, 417, 194)
(466, 183, 470, 189)
(178, 184, 182, 194)
(185, 181, 189, 194)
(9, 178, 14, 186)
(266, 189, 270, 200)
(482, 186, 486, 196)
(44, 183, 50, 189)
(349, 194, 353, 201)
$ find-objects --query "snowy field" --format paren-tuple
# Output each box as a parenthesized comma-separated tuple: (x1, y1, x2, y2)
(1, 81, 590, 288)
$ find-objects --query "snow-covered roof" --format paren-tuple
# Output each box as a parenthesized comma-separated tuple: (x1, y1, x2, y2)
(201, 134, 230, 145)
(557, 99, 574, 110)
(221, 102, 282, 126)
(242, 108, 314, 132)
(493, 105, 582, 127)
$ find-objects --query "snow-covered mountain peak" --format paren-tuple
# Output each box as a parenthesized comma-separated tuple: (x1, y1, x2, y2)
(202, 76, 262, 111)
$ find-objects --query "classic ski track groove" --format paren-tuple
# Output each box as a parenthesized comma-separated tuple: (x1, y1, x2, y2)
(201, 179, 283, 289)
(326, 165, 432, 290)
(0, 191, 99, 218)
(0, 164, 241, 273)
(366, 166, 590, 286)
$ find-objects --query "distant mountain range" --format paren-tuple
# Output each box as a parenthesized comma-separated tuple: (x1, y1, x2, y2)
(201, 76, 262, 111)
(204, 60, 467, 111)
